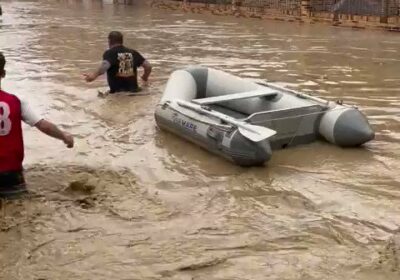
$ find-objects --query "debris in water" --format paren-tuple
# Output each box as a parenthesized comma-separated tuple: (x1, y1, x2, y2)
(178, 257, 227, 271)
(67, 178, 96, 194)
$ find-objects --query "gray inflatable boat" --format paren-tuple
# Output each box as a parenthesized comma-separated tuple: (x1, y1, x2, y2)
(155, 66, 374, 166)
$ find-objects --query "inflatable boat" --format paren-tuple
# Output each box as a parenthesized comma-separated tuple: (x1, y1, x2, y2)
(155, 66, 374, 166)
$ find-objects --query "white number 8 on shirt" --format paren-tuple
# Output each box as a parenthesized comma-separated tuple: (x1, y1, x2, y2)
(0, 101, 12, 136)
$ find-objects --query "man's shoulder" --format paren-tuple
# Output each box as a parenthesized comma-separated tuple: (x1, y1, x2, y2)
(103, 48, 114, 56)
(123, 46, 140, 54)
(104, 46, 132, 56)
(0, 89, 14, 96)
(0, 90, 21, 103)
(103, 46, 122, 57)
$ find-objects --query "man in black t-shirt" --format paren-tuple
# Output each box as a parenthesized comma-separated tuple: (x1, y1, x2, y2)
(84, 31, 152, 94)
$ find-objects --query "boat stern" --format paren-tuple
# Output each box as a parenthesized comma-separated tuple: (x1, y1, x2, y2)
(228, 131, 273, 166)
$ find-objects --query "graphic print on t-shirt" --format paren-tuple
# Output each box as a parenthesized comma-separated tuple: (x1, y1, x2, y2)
(117, 53, 134, 78)
(0, 102, 12, 136)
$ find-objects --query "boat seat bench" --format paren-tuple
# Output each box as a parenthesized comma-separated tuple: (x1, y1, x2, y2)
(192, 88, 278, 105)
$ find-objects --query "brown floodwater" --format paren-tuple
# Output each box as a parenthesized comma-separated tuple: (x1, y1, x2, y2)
(0, 1, 399, 279)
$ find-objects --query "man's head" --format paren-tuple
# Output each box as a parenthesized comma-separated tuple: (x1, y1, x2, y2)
(0, 52, 6, 79)
(108, 31, 123, 48)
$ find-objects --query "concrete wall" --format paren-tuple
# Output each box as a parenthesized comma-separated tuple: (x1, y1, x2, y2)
(149, 0, 400, 31)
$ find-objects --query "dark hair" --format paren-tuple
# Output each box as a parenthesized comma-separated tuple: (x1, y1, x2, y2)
(0, 52, 5, 76)
(108, 31, 123, 45)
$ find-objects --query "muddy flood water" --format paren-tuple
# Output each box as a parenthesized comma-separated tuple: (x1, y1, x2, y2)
(0, 1, 399, 279)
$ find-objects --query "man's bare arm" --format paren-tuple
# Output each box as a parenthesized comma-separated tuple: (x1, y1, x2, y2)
(84, 60, 111, 82)
(141, 60, 152, 82)
(35, 120, 74, 148)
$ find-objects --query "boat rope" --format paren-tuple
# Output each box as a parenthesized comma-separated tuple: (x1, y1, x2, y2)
(287, 115, 306, 148)
(163, 102, 354, 143)
(249, 106, 349, 147)
(247, 105, 348, 124)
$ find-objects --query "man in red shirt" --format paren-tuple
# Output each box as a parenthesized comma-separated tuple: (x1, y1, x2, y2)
(0, 52, 74, 199)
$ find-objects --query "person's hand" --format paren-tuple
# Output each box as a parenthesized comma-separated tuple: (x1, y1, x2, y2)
(63, 133, 74, 148)
(141, 76, 149, 87)
(83, 73, 97, 83)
